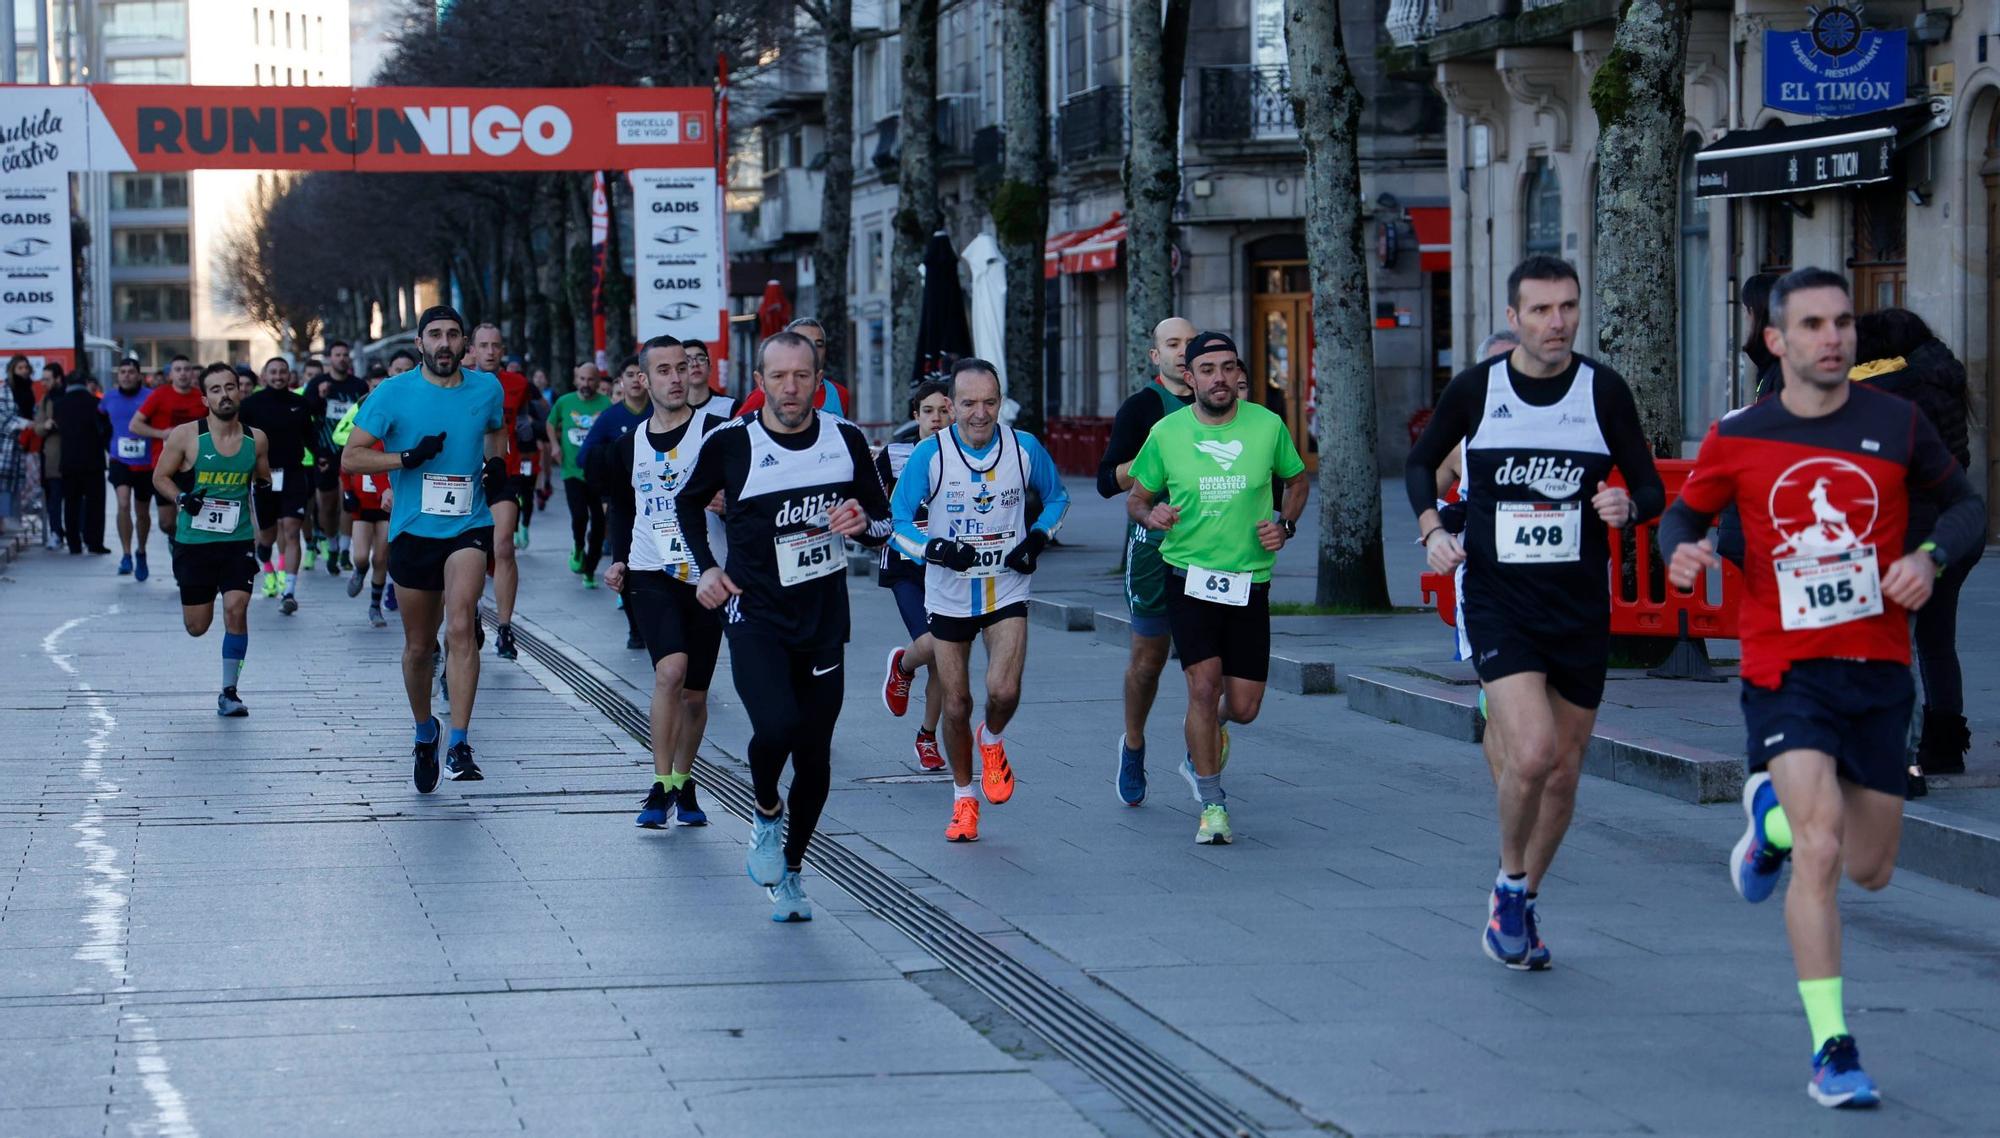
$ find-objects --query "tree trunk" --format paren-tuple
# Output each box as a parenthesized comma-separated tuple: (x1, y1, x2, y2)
(550, 182, 577, 377)
(890, 0, 942, 392)
(1284, 0, 1389, 610)
(1122, 0, 1190, 390)
(565, 174, 595, 366)
(813, 0, 857, 383)
(1590, 0, 1689, 455)
(994, 0, 1050, 435)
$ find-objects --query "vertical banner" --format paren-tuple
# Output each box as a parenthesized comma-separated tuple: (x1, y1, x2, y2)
(0, 178, 76, 370)
(632, 167, 724, 350)
(590, 170, 609, 370)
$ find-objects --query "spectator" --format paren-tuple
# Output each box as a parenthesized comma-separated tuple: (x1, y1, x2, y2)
(1851, 308, 1982, 792)
(49, 372, 110, 554)
(0, 355, 36, 537)
(1742, 272, 1782, 399)
(32, 366, 65, 550)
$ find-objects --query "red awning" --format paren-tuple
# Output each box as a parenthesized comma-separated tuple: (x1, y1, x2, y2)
(1043, 213, 1121, 278)
(1061, 222, 1126, 275)
(1409, 206, 1450, 272)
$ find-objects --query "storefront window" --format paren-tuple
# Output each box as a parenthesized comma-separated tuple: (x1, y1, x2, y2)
(1523, 157, 1561, 257)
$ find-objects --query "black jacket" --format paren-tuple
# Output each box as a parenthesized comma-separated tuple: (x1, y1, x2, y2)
(52, 387, 109, 473)
(1856, 338, 1973, 550)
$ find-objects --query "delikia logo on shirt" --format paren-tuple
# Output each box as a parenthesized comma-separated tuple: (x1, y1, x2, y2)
(1492, 455, 1584, 498)
(1195, 439, 1244, 471)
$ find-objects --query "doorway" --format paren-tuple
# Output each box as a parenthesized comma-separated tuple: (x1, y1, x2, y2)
(1247, 259, 1316, 470)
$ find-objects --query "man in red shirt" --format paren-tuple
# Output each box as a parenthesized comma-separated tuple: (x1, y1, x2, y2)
(468, 323, 534, 660)
(129, 354, 207, 544)
(1661, 268, 1985, 1109)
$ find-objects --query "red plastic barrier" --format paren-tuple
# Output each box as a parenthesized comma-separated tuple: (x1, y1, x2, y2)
(1044, 416, 1114, 477)
(1418, 459, 1742, 639)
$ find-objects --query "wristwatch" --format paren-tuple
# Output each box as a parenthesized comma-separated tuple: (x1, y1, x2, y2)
(1919, 540, 1949, 577)
(1277, 516, 1297, 539)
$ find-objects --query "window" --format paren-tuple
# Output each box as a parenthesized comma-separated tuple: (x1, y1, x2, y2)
(106, 56, 188, 83)
(254, 62, 262, 85)
(1759, 201, 1793, 274)
(1522, 156, 1562, 257)
(112, 284, 192, 324)
(300, 13, 308, 51)
(1678, 135, 1713, 434)
(111, 228, 190, 267)
(128, 339, 196, 370)
(103, 1, 187, 41)
(110, 173, 188, 210)
(227, 340, 251, 365)
(867, 228, 886, 294)
(252, 6, 259, 44)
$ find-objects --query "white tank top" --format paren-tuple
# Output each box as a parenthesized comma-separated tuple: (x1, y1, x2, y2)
(627, 423, 709, 581)
(922, 426, 1033, 618)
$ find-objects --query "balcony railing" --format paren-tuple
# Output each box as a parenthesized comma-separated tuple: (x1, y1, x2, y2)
(1385, 0, 1438, 46)
(1195, 66, 1295, 142)
(1058, 85, 1126, 167)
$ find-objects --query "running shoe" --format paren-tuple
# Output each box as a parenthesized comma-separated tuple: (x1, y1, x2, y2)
(515, 525, 529, 549)
(625, 634, 643, 650)
(1218, 724, 1231, 772)
(117, 553, 132, 576)
(413, 718, 441, 793)
(746, 810, 785, 886)
(445, 741, 483, 781)
(274, 571, 289, 596)
(1523, 899, 1552, 971)
(977, 725, 1014, 804)
(676, 779, 708, 826)
(1483, 883, 1531, 968)
(1808, 1036, 1880, 1108)
(769, 870, 812, 923)
(945, 797, 981, 842)
(882, 647, 912, 717)
(133, 553, 149, 582)
(1178, 755, 1201, 804)
(1195, 803, 1232, 845)
(339, 550, 353, 572)
(279, 595, 298, 616)
(914, 729, 944, 771)
(216, 688, 249, 718)
(636, 781, 676, 829)
(495, 625, 518, 661)
(325, 543, 340, 575)
(346, 569, 365, 598)
(568, 547, 583, 574)
(1116, 735, 1146, 806)
(1731, 771, 1790, 904)
(261, 570, 279, 598)
(301, 546, 316, 571)
(384, 584, 398, 612)
(583, 574, 598, 590)
(368, 605, 387, 628)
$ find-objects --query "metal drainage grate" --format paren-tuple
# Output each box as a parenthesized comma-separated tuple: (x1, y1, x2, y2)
(490, 609, 1264, 1138)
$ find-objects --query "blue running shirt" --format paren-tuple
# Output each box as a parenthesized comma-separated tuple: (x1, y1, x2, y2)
(352, 368, 506, 540)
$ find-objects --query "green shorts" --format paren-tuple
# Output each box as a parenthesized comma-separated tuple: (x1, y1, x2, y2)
(1124, 531, 1171, 637)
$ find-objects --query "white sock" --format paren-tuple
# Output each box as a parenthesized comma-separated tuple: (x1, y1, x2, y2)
(1496, 868, 1526, 892)
(979, 723, 1005, 747)
(953, 782, 976, 799)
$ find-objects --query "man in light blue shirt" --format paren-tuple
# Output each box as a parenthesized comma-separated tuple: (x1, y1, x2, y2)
(344, 304, 508, 792)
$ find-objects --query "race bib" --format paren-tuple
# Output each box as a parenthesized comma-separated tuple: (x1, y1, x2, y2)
(1184, 565, 1251, 607)
(1495, 501, 1581, 564)
(518, 459, 533, 476)
(565, 427, 588, 448)
(775, 526, 843, 586)
(190, 498, 242, 534)
(649, 520, 691, 566)
(364, 473, 383, 493)
(115, 436, 148, 460)
(955, 531, 1014, 579)
(420, 473, 474, 516)
(268, 469, 284, 492)
(1776, 545, 1883, 631)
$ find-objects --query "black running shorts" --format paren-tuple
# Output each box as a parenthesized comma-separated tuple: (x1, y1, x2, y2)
(253, 469, 311, 525)
(1164, 571, 1271, 682)
(388, 526, 494, 592)
(928, 601, 1028, 644)
(1742, 659, 1913, 798)
(172, 539, 258, 606)
(1463, 609, 1610, 710)
(626, 570, 724, 690)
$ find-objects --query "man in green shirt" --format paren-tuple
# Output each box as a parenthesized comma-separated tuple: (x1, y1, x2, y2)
(546, 362, 611, 573)
(1127, 331, 1308, 846)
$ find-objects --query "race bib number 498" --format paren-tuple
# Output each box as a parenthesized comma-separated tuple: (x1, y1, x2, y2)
(1495, 501, 1581, 564)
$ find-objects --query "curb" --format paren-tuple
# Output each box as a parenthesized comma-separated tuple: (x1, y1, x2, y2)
(1049, 601, 1339, 696)
(1900, 805, 2000, 897)
(1026, 596, 1095, 632)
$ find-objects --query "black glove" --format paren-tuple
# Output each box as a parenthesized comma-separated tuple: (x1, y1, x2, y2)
(342, 490, 360, 513)
(1003, 529, 1050, 575)
(923, 537, 980, 573)
(399, 432, 446, 469)
(177, 487, 206, 514)
(1438, 501, 1467, 536)
(481, 455, 509, 499)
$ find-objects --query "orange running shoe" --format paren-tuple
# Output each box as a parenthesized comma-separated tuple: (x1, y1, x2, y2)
(914, 728, 944, 770)
(945, 796, 981, 842)
(978, 725, 1014, 804)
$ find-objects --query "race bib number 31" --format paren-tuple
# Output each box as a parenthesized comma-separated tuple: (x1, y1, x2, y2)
(1776, 545, 1883, 631)
(1496, 501, 1581, 564)
(191, 498, 242, 534)
(1184, 565, 1251, 607)
(420, 473, 474, 516)
(776, 526, 843, 586)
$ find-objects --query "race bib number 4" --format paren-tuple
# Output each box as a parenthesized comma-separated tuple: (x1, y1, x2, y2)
(776, 526, 843, 586)
(1776, 545, 1883, 631)
(955, 531, 1014, 579)
(420, 473, 474, 517)
(1496, 501, 1581, 564)
(191, 498, 242, 534)
(115, 436, 148, 460)
(1184, 565, 1251, 607)
(649, 520, 691, 566)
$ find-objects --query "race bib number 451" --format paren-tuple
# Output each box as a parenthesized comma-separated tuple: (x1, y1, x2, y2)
(776, 526, 843, 586)
(1776, 545, 1883, 631)
(1495, 501, 1581, 564)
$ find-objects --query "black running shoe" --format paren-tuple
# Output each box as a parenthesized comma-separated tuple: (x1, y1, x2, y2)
(445, 741, 483, 781)
(496, 625, 518, 660)
(676, 778, 708, 826)
(636, 781, 675, 829)
(414, 718, 441, 793)
(625, 634, 644, 650)
(279, 594, 298, 616)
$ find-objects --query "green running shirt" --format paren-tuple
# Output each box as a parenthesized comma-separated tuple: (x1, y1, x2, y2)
(1128, 401, 1303, 582)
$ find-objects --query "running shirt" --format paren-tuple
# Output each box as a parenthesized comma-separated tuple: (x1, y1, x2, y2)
(102, 386, 154, 468)
(1405, 354, 1664, 633)
(672, 411, 892, 648)
(1097, 378, 1195, 547)
(890, 425, 1070, 618)
(309, 373, 369, 460)
(547, 390, 611, 479)
(605, 411, 730, 580)
(692, 392, 736, 419)
(874, 441, 922, 584)
(1661, 384, 1984, 689)
(238, 386, 313, 471)
(174, 421, 259, 545)
(495, 369, 532, 473)
(1129, 401, 1304, 582)
(340, 446, 391, 512)
(137, 384, 207, 449)
(577, 399, 650, 481)
(350, 368, 506, 540)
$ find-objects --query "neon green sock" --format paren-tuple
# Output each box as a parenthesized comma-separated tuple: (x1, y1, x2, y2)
(1765, 805, 1793, 850)
(667, 771, 690, 790)
(653, 774, 671, 789)
(1798, 977, 1847, 1050)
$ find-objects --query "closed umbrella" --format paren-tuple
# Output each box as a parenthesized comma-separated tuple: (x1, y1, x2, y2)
(756, 279, 791, 341)
(961, 232, 1007, 386)
(910, 229, 974, 390)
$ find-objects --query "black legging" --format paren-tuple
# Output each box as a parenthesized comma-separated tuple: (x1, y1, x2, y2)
(562, 477, 606, 574)
(1915, 543, 1984, 717)
(730, 631, 844, 870)
(63, 472, 104, 552)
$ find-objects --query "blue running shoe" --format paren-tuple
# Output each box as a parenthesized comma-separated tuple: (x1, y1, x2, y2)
(636, 781, 675, 829)
(1178, 754, 1201, 804)
(676, 779, 709, 826)
(117, 553, 132, 575)
(746, 810, 785, 886)
(133, 553, 149, 582)
(384, 584, 398, 612)
(1731, 772, 1790, 904)
(1483, 883, 1530, 968)
(770, 870, 812, 922)
(1808, 1036, 1880, 1108)
(1523, 899, 1551, 971)
(1117, 735, 1147, 806)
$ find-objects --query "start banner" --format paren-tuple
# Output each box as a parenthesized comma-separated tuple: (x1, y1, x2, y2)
(0, 84, 714, 172)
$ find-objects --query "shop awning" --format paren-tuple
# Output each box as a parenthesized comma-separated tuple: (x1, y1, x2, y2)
(1407, 206, 1450, 272)
(1693, 101, 1948, 200)
(1044, 214, 1121, 279)
(1062, 221, 1126, 274)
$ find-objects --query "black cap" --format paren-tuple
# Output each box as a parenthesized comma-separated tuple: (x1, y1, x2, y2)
(1183, 331, 1239, 369)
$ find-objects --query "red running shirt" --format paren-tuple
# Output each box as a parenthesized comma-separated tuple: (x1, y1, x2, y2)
(138, 384, 207, 436)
